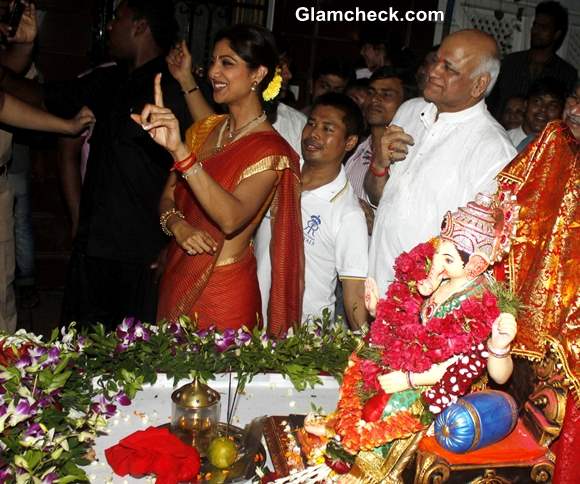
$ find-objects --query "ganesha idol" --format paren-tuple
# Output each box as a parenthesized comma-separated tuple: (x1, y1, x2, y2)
(295, 191, 520, 483)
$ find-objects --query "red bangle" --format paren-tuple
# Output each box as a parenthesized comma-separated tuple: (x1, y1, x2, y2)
(369, 161, 388, 177)
(171, 152, 196, 173)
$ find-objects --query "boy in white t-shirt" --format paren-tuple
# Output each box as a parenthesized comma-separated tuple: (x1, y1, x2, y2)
(300, 93, 368, 329)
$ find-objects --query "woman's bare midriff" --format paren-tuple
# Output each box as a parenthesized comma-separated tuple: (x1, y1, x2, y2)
(196, 120, 277, 266)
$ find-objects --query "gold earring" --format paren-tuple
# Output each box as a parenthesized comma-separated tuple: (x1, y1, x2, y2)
(251, 81, 258, 92)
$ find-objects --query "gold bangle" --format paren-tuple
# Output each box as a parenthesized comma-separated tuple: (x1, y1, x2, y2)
(160, 208, 184, 236)
(182, 161, 203, 180)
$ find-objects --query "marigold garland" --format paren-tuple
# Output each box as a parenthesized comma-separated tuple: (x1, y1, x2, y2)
(334, 355, 424, 453)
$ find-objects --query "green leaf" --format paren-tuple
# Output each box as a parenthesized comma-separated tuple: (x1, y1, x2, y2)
(23, 450, 43, 471)
(46, 371, 73, 394)
(59, 461, 89, 482)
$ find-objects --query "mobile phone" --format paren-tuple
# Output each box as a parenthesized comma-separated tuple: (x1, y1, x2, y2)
(1, 0, 26, 45)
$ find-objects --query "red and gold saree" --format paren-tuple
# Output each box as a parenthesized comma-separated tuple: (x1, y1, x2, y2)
(158, 115, 304, 337)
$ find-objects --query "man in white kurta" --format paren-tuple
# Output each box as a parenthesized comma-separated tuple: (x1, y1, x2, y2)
(365, 30, 516, 297)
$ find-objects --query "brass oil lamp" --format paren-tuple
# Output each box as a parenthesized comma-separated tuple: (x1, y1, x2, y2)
(171, 379, 221, 456)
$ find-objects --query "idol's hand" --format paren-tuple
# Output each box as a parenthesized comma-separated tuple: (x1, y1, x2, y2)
(378, 370, 407, 393)
(380, 356, 459, 393)
(490, 313, 517, 350)
(373, 125, 414, 170)
(131, 73, 187, 157)
(167, 40, 195, 89)
(172, 219, 217, 255)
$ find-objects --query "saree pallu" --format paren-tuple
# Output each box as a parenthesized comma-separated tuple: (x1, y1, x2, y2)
(157, 115, 304, 337)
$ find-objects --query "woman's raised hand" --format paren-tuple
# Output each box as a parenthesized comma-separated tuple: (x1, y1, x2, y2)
(167, 40, 195, 89)
(131, 73, 186, 157)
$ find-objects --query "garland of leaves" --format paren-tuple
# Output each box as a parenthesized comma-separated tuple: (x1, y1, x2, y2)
(0, 315, 359, 483)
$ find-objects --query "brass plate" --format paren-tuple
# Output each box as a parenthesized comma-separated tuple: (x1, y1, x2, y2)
(161, 422, 266, 483)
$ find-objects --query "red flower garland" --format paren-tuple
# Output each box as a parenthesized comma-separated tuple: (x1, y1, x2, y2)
(333, 241, 502, 452)
(368, 242, 499, 374)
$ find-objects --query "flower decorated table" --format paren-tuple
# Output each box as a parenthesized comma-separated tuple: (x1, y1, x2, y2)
(0, 320, 356, 483)
(89, 374, 340, 483)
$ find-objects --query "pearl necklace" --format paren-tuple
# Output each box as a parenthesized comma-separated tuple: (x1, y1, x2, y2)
(215, 112, 266, 152)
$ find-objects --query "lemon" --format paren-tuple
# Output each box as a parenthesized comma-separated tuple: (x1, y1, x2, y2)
(208, 436, 238, 469)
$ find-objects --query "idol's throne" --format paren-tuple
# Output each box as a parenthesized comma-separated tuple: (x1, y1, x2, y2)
(413, 352, 567, 484)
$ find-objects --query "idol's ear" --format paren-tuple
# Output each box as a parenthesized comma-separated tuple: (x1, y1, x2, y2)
(464, 254, 489, 279)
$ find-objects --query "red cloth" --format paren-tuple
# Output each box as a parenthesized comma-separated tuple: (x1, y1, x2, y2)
(553, 394, 580, 484)
(419, 419, 546, 465)
(105, 426, 201, 484)
(191, 246, 261, 331)
(158, 115, 304, 337)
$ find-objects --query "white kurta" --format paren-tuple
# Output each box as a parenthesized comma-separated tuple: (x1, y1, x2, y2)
(368, 98, 516, 296)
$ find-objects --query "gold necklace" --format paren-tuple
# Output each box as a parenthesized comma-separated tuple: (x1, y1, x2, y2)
(215, 112, 266, 151)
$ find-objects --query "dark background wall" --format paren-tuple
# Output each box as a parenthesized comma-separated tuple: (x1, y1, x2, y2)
(272, 0, 439, 104)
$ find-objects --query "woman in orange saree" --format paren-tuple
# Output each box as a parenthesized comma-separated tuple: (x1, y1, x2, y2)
(132, 25, 303, 337)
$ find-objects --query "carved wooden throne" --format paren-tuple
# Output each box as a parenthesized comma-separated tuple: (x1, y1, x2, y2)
(413, 353, 568, 484)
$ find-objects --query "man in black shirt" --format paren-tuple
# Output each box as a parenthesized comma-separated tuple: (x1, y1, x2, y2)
(47, 0, 191, 329)
(488, 1, 577, 118)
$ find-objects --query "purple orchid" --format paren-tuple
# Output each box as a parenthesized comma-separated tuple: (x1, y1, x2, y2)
(131, 321, 150, 342)
(34, 389, 60, 409)
(27, 346, 47, 364)
(260, 333, 271, 347)
(14, 355, 32, 370)
(41, 472, 58, 484)
(166, 322, 186, 344)
(215, 329, 236, 352)
(15, 398, 35, 417)
(24, 422, 44, 438)
(42, 347, 61, 368)
(116, 318, 135, 339)
(235, 328, 252, 347)
(166, 321, 183, 336)
(90, 395, 117, 417)
(115, 318, 150, 352)
(114, 339, 131, 353)
(115, 391, 131, 406)
(0, 467, 12, 483)
(0, 403, 7, 417)
(76, 335, 88, 352)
